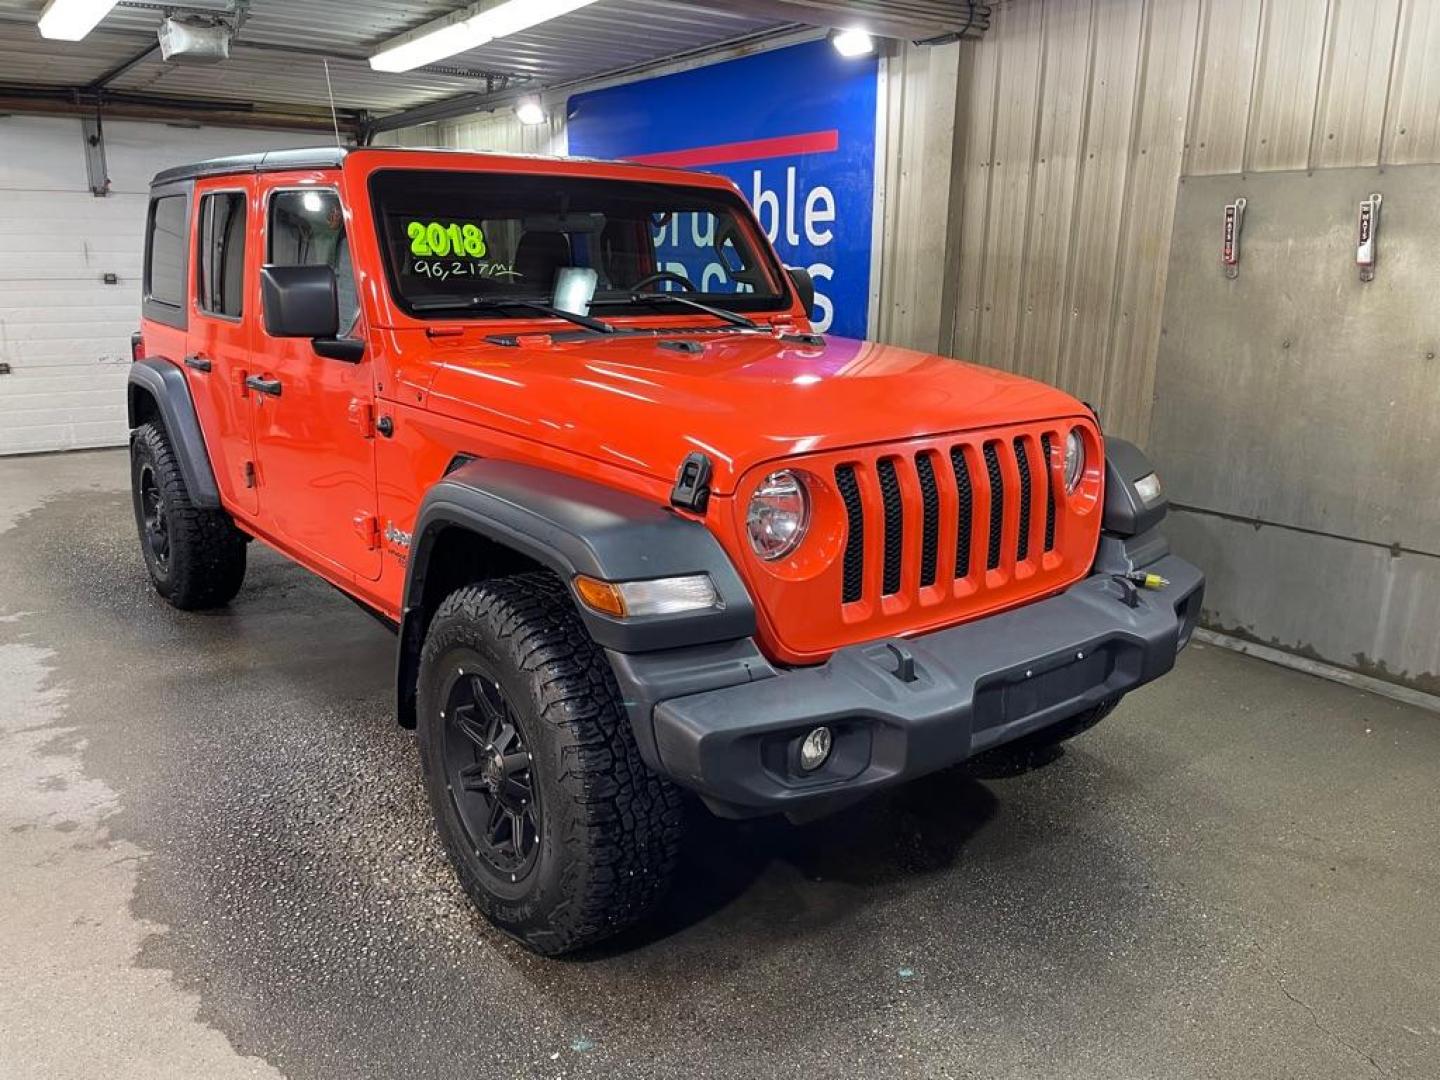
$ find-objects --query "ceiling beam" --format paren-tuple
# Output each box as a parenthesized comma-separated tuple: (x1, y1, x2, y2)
(0, 84, 364, 134)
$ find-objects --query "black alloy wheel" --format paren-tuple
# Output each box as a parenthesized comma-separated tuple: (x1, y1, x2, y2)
(441, 666, 541, 880)
(137, 462, 170, 575)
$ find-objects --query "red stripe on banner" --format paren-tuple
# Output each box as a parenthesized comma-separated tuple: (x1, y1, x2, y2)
(627, 130, 840, 169)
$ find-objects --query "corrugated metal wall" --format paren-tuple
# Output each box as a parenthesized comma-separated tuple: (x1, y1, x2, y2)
(373, 108, 568, 155)
(893, 0, 1440, 443)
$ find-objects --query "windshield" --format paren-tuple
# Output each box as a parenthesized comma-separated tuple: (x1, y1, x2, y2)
(369, 169, 790, 319)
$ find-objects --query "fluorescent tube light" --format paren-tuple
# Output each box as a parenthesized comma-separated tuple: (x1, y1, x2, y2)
(37, 0, 119, 41)
(370, 19, 490, 73)
(473, 0, 597, 40)
(831, 28, 875, 58)
(370, 0, 600, 74)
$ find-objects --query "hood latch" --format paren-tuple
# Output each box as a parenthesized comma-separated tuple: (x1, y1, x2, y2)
(670, 452, 713, 514)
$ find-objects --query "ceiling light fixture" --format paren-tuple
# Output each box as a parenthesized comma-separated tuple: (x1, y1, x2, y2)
(370, 0, 599, 74)
(514, 99, 547, 126)
(831, 28, 875, 58)
(37, 0, 119, 41)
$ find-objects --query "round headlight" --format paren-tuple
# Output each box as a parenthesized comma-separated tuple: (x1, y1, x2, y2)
(1063, 429, 1086, 493)
(747, 470, 810, 561)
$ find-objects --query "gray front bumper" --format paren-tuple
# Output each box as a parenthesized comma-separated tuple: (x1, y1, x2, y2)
(645, 554, 1203, 816)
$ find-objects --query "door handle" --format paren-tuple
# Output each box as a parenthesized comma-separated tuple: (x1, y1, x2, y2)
(184, 355, 212, 373)
(244, 374, 282, 397)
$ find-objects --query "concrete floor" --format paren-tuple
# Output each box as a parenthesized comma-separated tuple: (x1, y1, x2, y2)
(2, 448, 1437, 1080)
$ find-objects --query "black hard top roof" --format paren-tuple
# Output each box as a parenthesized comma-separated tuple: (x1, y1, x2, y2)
(151, 146, 350, 186)
(149, 145, 709, 188)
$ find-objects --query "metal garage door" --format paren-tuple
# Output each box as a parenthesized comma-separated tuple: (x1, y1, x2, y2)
(0, 116, 318, 456)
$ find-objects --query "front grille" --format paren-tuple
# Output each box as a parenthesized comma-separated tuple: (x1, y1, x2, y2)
(877, 458, 904, 595)
(1040, 433, 1056, 551)
(834, 423, 1073, 613)
(983, 442, 1004, 570)
(836, 465, 865, 604)
(950, 446, 973, 579)
(1014, 437, 1032, 563)
(915, 453, 940, 588)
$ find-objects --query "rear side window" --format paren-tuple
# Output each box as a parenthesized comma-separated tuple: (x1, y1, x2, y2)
(145, 195, 187, 309)
(196, 192, 246, 318)
(268, 189, 359, 332)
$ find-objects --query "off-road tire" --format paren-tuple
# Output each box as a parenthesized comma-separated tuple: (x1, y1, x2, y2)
(130, 421, 247, 610)
(416, 572, 685, 956)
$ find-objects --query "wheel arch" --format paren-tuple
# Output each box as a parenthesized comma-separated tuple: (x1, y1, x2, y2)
(394, 458, 755, 727)
(127, 359, 221, 509)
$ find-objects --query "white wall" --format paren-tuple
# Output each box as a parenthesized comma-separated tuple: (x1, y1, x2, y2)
(0, 116, 321, 456)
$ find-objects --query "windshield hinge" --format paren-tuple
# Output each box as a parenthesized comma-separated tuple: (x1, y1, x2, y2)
(354, 513, 381, 550)
(348, 397, 376, 438)
(670, 452, 713, 514)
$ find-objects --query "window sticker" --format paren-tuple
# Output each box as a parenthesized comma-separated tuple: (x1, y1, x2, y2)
(401, 219, 516, 282)
(406, 219, 488, 258)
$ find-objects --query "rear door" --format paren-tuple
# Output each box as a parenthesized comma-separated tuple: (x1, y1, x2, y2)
(249, 175, 380, 581)
(187, 177, 258, 516)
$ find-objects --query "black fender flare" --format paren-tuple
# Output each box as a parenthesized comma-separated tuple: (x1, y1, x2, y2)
(127, 358, 221, 509)
(1102, 437, 1168, 537)
(395, 458, 756, 725)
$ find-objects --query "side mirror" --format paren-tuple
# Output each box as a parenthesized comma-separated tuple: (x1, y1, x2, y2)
(786, 266, 815, 317)
(261, 264, 339, 339)
(260, 264, 363, 362)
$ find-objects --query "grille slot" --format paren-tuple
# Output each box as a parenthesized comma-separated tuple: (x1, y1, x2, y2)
(836, 465, 865, 604)
(1014, 437, 1032, 562)
(983, 442, 1004, 571)
(950, 447, 973, 579)
(916, 453, 940, 587)
(1040, 433, 1056, 551)
(877, 458, 904, 596)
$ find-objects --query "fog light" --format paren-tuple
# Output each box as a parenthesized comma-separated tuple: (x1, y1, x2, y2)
(799, 726, 833, 771)
(1134, 471, 1163, 505)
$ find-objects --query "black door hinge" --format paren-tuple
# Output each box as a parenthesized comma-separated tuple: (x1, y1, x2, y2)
(670, 452, 713, 513)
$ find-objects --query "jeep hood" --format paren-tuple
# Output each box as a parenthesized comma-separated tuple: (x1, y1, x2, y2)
(420, 331, 1089, 496)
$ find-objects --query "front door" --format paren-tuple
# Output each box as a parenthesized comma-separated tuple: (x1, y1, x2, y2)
(249, 177, 380, 581)
(186, 178, 258, 516)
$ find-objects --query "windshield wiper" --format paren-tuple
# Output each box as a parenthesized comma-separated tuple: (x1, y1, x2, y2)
(410, 296, 616, 334)
(597, 292, 759, 330)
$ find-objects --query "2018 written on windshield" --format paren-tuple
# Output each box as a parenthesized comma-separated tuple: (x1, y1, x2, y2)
(407, 220, 487, 258)
(404, 220, 516, 282)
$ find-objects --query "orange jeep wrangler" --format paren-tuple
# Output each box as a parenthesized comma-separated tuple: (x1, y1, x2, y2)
(128, 147, 1202, 954)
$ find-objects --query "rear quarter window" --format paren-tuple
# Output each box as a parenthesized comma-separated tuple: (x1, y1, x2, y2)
(143, 191, 190, 328)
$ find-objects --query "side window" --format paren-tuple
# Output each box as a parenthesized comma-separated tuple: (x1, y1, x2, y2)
(145, 195, 187, 309)
(196, 192, 246, 318)
(267, 190, 359, 333)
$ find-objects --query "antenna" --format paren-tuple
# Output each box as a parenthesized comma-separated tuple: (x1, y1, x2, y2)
(322, 58, 342, 148)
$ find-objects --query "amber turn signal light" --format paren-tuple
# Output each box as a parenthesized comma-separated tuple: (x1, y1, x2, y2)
(574, 575, 627, 617)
